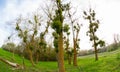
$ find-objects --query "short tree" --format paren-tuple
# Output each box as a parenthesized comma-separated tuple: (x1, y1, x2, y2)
(15, 14, 41, 66)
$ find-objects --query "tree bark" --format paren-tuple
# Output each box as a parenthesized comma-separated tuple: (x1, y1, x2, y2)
(94, 45, 98, 61)
(35, 52, 39, 63)
(27, 48, 35, 66)
(93, 32, 98, 61)
(58, 33, 65, 72)
(73, 40, 77, 66)
(68, 54, 72, 65)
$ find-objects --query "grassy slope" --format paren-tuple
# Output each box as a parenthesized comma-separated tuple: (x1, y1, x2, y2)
(78, 49, 120, 72)
(0, 48, 120, 72)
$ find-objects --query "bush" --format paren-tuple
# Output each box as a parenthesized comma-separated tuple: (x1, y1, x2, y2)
(2, 42, 16, 52)
(107, 43, 120, 52)
(38, 48, 57, 61)
(1, 42, 58, 61)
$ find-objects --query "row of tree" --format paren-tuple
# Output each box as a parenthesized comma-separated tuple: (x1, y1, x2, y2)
(4, 0, 106, 72)
(2, 35, 119, 60)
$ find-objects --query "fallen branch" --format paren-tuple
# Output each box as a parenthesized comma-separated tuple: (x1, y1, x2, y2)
(0, 57, 22, 69)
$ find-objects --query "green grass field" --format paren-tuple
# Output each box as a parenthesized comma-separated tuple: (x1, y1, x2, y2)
(0, 48, 120, 72)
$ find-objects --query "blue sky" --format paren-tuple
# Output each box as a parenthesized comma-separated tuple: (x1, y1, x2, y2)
(0, 0, 6, 8)
(0, 0, 43, 47)
(0, 0, 120, 50)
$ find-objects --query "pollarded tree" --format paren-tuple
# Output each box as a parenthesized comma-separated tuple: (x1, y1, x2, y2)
(67, 6, 81, 66)
(51, 0, 68, 71)
(15, 14, 41, 66)
(73, 23, 81, 66)
(83, 9, 105, 61)
(46, 0, 79, 70)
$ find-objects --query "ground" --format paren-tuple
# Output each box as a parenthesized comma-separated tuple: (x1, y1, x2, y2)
(0, 48, 120, 72)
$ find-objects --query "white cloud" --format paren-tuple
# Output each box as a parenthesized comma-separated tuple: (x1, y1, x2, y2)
(94, 0, 120, 44)
(1, 0, 43, 22)
(0, 29, 9, 46)
(0, 0, 44, 47)
(70, 0, 120, 50)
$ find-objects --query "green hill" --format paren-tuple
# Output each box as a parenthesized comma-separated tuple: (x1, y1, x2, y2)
(78, 48, 120, 72)
(0, 48, 120, 72)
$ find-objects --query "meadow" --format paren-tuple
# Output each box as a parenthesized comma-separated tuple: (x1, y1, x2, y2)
(0, 48, 120, 72)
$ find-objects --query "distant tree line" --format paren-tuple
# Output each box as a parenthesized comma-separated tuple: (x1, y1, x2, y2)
(2, 42, 58, 61)
(78, 34, 120, 56)
(2, 37, 120, 60)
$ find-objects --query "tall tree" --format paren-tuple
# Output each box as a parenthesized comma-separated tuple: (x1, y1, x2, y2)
(67, 6, 81, 66)
(45, 0, 79, 70)
(83, 9, 105, 61)
(51, 0, 66, 71)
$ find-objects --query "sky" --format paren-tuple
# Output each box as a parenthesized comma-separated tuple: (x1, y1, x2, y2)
(0, 0, 120, 50)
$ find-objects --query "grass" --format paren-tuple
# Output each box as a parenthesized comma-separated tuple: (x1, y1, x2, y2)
(78, 48, 120, 72)
(0, 48, 120, 72)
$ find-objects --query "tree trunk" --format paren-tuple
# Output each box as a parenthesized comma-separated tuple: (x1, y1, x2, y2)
(35, 49, 39, 64)
(93, 32, 98, 61)
(28, 49, 35, 66)
(56, 53, 59, 70)
(73, 40, 77, 66)
(94, 45, 98, 61)
(35, 52, 39, 63)
(68, 54, 72, 65)
(58, 33, 65, 72)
